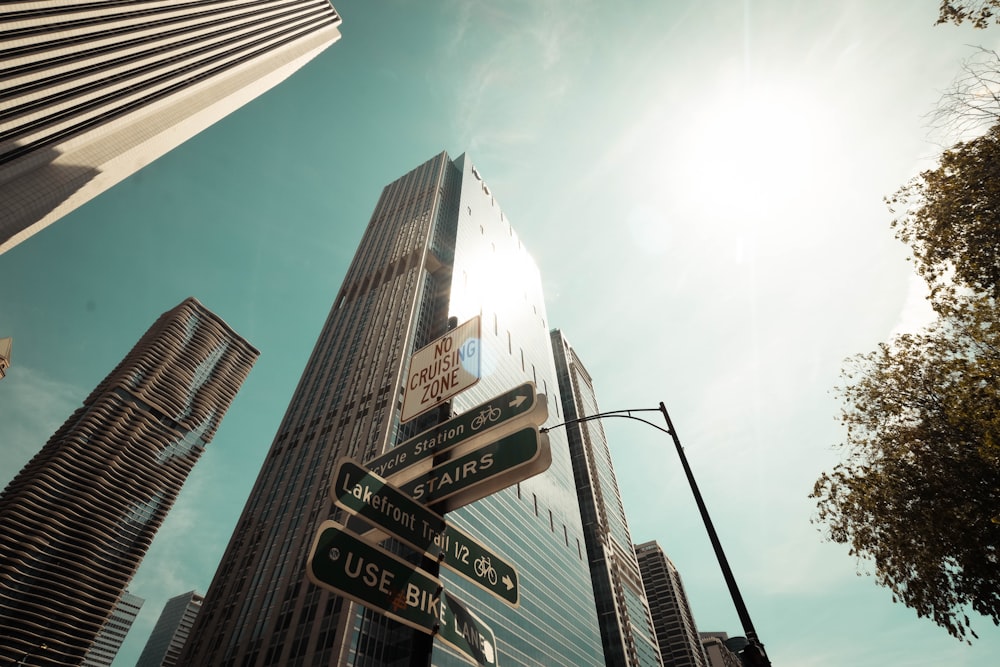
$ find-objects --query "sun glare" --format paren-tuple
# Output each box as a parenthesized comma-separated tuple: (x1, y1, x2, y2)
(677, 80, 830, 222)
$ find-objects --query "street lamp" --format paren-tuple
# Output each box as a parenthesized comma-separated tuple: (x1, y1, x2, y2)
(541, 402, 771, 667)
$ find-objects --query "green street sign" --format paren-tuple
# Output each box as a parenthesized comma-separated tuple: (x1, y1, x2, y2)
(437, 590, 498, 667)
(333, 459, 521, 606)
(365, 382, 547, 486)
(306, 521, 442, 634)
(398, 427, 551, 514)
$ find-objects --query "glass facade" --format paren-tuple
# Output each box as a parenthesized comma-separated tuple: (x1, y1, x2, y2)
(184, 152, 604, 666)
(551, 331, 663, 667)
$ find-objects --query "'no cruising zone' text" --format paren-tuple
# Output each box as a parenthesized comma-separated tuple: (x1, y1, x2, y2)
(401, 316, 481, 422)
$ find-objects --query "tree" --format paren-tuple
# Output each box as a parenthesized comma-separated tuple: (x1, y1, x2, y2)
(938, 1, 1000, 28)
(927, 47, 1000, 142)
(814, 124, 1000, 641)
(812, 298, 1000, 641)
(887, 124, 1000, 303)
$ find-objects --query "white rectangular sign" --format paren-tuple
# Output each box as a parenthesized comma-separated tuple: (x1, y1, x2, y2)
(401, 316, 481, 422)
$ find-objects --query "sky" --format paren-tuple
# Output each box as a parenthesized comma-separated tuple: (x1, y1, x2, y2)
(1, 1, 998, 665)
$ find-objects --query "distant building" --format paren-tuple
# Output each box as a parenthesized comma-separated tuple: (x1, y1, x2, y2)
(137, 590, 204, 667)
(82, 590, 145, 667)
(0, 298, 258, 665)
(0, 337, 10, 379)
(635, 541, 708, 667)
(700, 632, 744, 667)
(0, 1, 343, 254)
(551, 330, 663, 666)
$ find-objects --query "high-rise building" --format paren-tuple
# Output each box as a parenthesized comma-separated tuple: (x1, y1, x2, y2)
(551, 330, 663, 667)
(82, 590, 145, 667)
(0, 337, 10, 380)
(635, 541, 708, 667)
(137, 590, 205, 667)
(0, 1, 342, 254)
(183, 152, 605, 666)
(0, 297, 258, 666)
(699, 633, 743, 667)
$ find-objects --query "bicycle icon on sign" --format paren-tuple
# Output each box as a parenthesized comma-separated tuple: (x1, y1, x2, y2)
(471, 405, 501, 430)
(474, 555, 498, 586)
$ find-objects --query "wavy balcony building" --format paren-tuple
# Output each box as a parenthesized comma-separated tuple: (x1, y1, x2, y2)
(0, 0, 342, 254)
(0, 297, 258, 666)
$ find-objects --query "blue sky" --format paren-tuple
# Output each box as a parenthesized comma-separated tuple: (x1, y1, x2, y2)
(2, 1, 999, 665)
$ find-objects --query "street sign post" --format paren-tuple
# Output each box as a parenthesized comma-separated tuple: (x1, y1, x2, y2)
(401, 316, 481, 422)
(332, 459, 521, 606)
(398, 427, 551, 514)
(366, 382, 547, 487)
(306, 521, 442, 634)
(436, 590, 498, 667)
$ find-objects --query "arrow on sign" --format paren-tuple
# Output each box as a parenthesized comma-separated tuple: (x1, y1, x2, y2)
(364, 382, 547, 487)
(436, 590, 498, 667)
(333, 459, 521, 606)
(399, 427, 551, 514)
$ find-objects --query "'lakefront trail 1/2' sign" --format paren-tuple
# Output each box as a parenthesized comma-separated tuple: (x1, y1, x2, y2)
(401, 316, 481, 422)
(332, 459, 521, 606)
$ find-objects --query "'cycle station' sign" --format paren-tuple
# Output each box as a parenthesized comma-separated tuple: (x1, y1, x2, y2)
(308, 321, 551, 666)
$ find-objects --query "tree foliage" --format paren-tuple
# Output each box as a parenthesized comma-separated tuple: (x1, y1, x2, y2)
(813, 298, 1000, 640)
(938, 1, 1000, 28)
(815, 122, 1000, 641)
(887, 124, 1000, 303)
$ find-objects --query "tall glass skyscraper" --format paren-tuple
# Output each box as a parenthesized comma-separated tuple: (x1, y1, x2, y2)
(0, 1, 342, 254)
(183, 152, 605, 666)
(551, 330, 663, 667)
(0, 297, 258, 666)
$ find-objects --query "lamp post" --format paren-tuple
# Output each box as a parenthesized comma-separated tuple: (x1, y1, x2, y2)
(541, 402, 771, 667)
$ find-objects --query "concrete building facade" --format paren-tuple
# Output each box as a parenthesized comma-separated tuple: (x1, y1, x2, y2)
(137, 590, 204, 667)
(0, 1, 342, 253)
(635, 541, 708, 667)
(82, 590, 144, 667)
